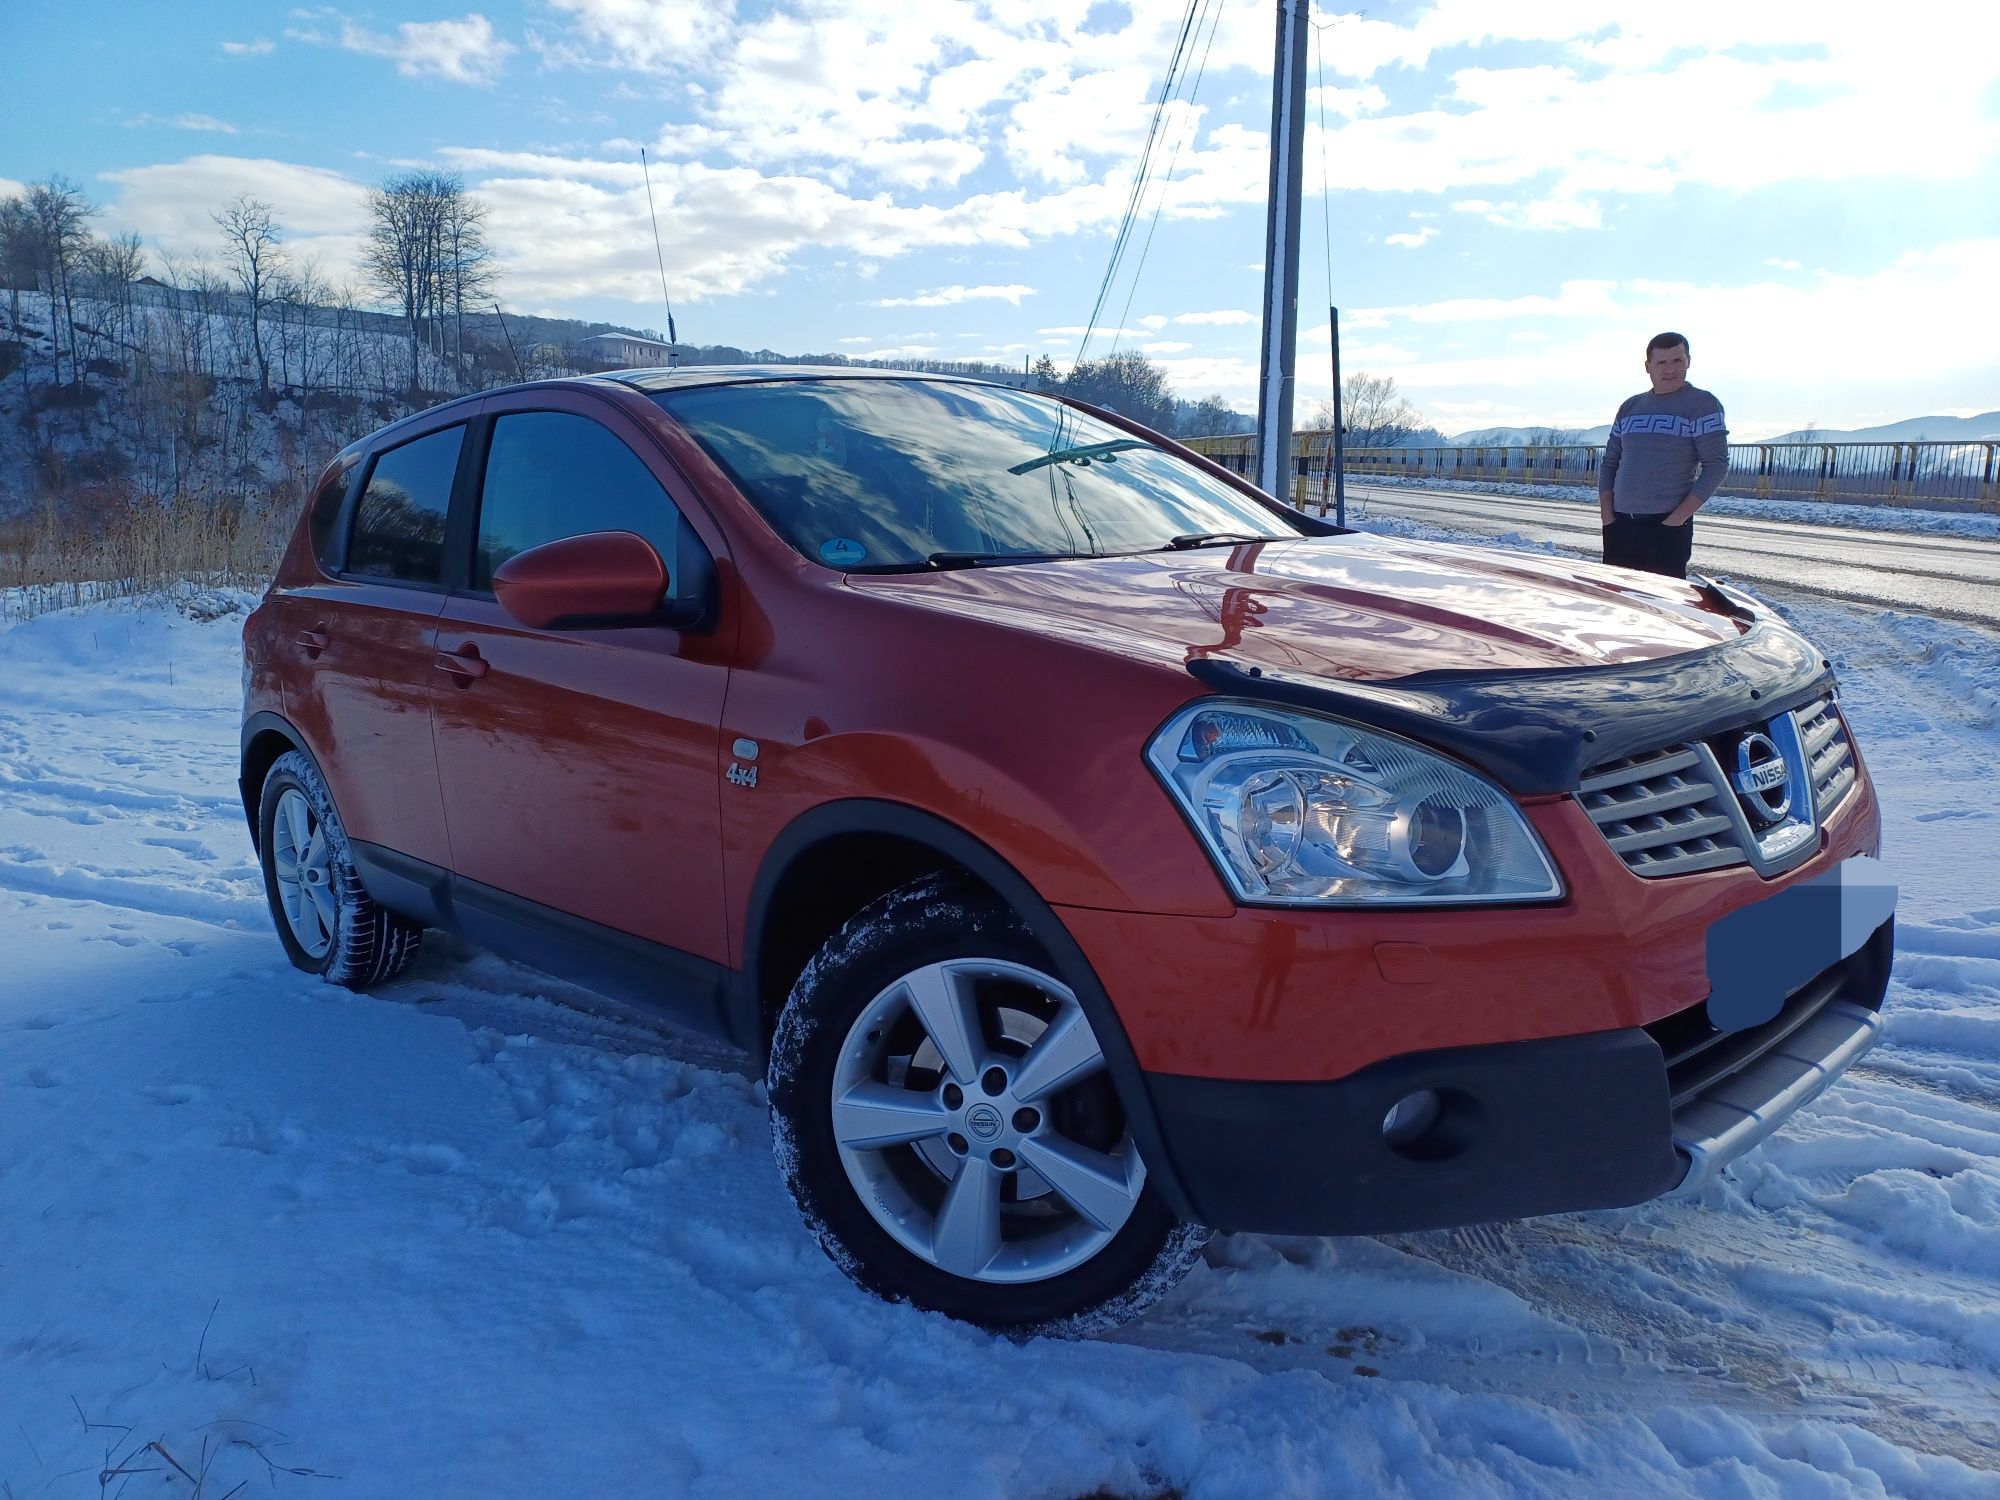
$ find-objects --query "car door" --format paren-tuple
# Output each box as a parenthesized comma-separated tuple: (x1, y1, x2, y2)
(276, 418, 466, 872)
(429, 390, 733, 969)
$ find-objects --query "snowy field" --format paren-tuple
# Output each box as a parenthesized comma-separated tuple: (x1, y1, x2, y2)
(3, 555, 1999, 1498)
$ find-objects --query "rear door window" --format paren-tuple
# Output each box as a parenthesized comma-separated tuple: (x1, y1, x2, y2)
(473, 411, 691, 593)
(346, 425, 465, 585)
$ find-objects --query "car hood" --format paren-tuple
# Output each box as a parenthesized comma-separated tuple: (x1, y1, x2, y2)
(847, 533, 1747, 683)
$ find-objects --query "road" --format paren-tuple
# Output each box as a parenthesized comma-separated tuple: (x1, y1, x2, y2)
(1345, 483, 2000, 623)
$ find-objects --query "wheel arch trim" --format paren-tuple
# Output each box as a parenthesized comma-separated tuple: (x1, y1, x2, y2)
(740, 798, 1198, 1222)
(239, 711, 321, 852)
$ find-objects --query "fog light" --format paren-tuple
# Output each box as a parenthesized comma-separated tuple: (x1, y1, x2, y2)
(1382, 1088, 1442, 1147)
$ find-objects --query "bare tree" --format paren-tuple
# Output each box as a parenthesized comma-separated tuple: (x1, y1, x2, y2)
(25, 176, 96, 386)
(439, 187, 495, 389)
(367, 172, 441, 392)
(365, 170, 486, 393)
(82, 232, 146, 361)
(214, 195, 284, 403)
(1177, 393, 1245, 438)
(1310, 371, 1428, 448)
(0, 194, 37, 404)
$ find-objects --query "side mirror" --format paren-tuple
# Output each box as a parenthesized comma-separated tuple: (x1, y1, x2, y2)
(491, 530, 669, 630)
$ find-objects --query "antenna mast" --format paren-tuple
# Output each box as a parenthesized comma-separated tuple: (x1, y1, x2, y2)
(639, 147, 680, 367)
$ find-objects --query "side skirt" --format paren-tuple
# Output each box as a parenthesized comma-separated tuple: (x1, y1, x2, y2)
(349, 841, 739, 1043)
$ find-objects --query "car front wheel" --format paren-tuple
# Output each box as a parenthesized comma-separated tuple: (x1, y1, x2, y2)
(768, 875, 1209, 1334)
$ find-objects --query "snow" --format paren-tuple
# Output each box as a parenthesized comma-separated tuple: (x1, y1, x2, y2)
(4, 568, 2000, 1497)
(1349, 474, 2000, 541)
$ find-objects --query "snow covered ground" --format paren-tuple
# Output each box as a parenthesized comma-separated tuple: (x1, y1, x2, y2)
(3, 562, 1999, 1498)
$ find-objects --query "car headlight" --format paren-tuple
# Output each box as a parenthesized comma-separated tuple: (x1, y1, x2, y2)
(1146, 701, 1564, 906)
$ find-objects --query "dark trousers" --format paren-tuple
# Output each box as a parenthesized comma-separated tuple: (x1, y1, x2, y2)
(1603, 511, 1693, 578)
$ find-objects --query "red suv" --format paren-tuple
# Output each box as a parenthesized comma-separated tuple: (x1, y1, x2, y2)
(241, 368, 1896, 1333)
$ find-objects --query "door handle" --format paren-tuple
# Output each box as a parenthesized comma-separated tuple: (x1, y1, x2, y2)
(295, 626, 330, 654)
(435, 644, 489, 682)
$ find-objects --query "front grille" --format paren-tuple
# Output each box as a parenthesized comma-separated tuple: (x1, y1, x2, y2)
(1648, 955, 1847, 1108)
(1646, 922, 1890, 1111)
(1580, 696, 1856, 880)
(1793, 696, 1857, 819)
(1576, 744, 1747, 877)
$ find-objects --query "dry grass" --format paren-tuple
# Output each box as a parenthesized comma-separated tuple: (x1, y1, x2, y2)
(0, 485, 293, 620)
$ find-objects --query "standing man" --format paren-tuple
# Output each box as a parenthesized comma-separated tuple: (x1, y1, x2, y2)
(1599, 332, 1728, 578)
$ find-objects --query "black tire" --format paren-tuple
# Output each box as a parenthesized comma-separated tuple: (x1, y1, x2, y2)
(768, 874, 1210, 1335)
(256, 749, 422, 990)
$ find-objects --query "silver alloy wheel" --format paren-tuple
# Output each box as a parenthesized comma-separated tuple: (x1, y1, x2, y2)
(271, 786, 336, 959)
(829, 958, 1146, 1284)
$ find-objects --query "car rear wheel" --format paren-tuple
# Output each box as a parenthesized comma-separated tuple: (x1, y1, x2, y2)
(257, 750, 422, 989)
(768, 875, 1209, 1334)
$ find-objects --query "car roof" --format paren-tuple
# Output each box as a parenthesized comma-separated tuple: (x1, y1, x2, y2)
(335, 364, 1021, 463)
(585, 364, 1009, 395)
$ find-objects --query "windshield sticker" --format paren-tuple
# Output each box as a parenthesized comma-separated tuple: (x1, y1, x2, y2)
(819, 537, 867, 567)
(813, 417, 849, 464)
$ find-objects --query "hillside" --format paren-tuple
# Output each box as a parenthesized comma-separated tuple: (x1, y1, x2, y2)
(1447, 424, 1614, 445)
(1767, 412, 2000, 443)
(0, 286, 1036, 522)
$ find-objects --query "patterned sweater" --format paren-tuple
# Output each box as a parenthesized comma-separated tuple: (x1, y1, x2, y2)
(1600, 384, 1729, 515)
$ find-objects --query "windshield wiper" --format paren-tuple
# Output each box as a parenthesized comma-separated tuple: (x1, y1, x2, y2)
(1160, 531, 1283, 551)
(924, 549, 1078, 570)
(1008, 439, 1150, 476)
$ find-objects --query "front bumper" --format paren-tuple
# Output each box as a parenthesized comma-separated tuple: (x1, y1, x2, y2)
(1143, 917, 1892, 1236)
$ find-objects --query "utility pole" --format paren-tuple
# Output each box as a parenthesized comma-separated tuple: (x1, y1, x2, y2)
(1255, 0, 1310, 501)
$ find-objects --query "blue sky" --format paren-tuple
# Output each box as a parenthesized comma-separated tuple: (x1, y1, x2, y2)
(4, 0, 1999, 435)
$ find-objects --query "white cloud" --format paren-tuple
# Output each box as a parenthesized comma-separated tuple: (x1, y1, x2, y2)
(876, 283, 1036, 308)
(336, 13, 515, 85)
(850, 344, 941, 360)
(1765, 257, 1803, 271)
(536, 0, 725, 71)
(220, 38, 275, 57)
(1174, 309, 1257, 326)
(1451, 193, 1601, 231)
(1324, 239, 2000, 427)
(97, 155, 372, 276)
(1385, 226, 1439, 248)
(1300, 6, 2000, 217)
(1306, 83, 1390, 119)
(835, 335, 872, 345)
(434, 145, 1133, 304)
(121, 113, 239, 135)
(1039, 324, 1148, 339)
(1142, 340, 1192, 353)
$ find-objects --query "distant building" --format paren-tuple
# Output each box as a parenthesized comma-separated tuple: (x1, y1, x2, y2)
(576, 332, 677, 365)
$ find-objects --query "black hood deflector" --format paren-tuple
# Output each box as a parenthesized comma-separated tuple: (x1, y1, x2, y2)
(1187, 618, 1834, 797)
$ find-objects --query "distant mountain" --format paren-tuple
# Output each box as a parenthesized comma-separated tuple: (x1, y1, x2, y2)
(1446, 424, 1613, 445)
(1443, 412, 2000, 445)
(1766, 413, 2000, 443)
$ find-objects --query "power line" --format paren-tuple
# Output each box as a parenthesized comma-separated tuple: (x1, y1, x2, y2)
(1110, 0, 1226, 353)
(1073, 0, 1206, 369)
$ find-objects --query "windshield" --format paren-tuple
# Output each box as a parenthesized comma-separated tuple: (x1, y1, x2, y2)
(653, 378, 1303, 570)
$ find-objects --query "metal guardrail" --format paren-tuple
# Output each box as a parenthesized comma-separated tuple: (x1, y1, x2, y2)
(1182, 435, 2000, 513)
